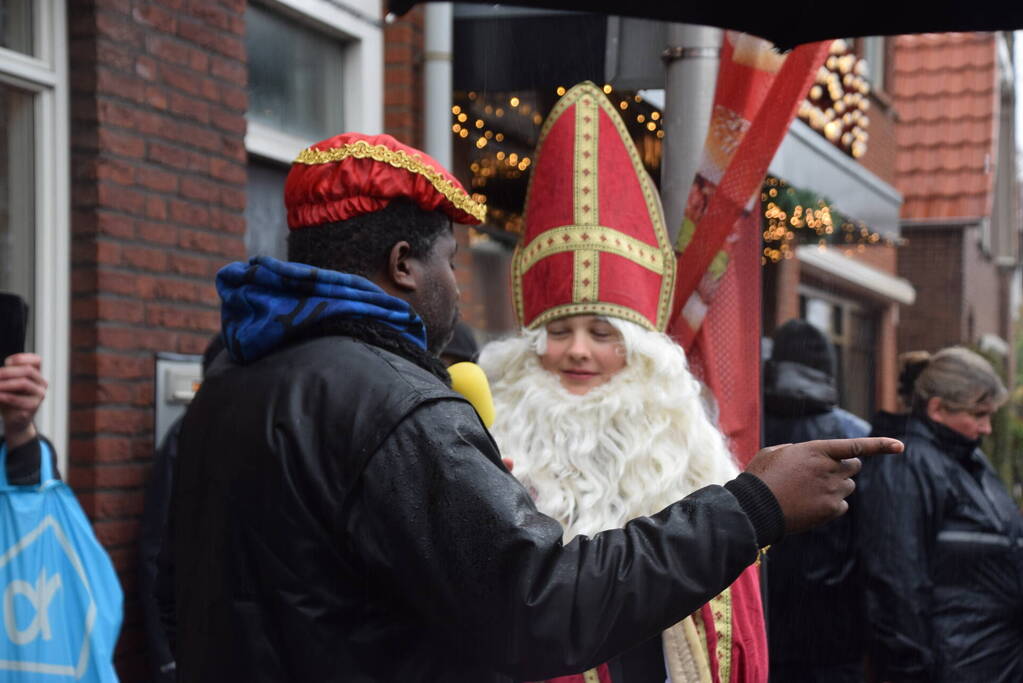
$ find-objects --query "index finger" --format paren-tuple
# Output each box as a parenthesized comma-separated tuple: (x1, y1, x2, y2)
(4, 353, 42, 369)
(812, 437, 904, 461)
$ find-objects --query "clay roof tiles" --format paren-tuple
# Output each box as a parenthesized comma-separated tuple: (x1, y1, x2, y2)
(892, 33, 999, 221)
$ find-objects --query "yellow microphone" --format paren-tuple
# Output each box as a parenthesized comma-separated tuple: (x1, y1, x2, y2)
(448, 362, 495, 428)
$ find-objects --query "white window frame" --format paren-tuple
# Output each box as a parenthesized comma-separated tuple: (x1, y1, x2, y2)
(245, 0, 384, 165)
(0, 1, 70, 471)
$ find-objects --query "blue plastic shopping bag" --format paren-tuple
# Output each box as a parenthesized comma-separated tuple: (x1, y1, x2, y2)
(0, 440, 122, 681)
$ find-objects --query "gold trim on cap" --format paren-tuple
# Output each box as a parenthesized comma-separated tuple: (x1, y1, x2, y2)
(517, 225, 668, 276)
(526, 302, 657, 332)
(293, 140, 487, 223)
(573, 93, 599, 227)
(573, 250, 600, 303)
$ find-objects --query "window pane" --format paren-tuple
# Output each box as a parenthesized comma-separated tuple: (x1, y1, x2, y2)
(245, 159, 288, 260)
(0, 0, 33, 56)
(844, 309, 877, 418)
(0, 84, 35, 350)
(246, 5, 345, 140)
(863, 37, 885, 91)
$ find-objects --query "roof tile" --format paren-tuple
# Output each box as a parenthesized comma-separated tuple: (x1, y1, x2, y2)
(891, 33, 999, 220)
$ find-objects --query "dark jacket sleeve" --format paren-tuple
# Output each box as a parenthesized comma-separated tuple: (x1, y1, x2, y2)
(345, 398, 780, 680)
(0, 435, 60, 485)
(858, 449, 940, 681)
(140, 418, 181, 682)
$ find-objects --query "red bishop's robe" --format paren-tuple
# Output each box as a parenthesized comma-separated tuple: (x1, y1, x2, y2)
(535, 563, 767, 683)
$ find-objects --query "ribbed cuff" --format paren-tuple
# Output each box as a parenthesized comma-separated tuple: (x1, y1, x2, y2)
(725, 472, 785, 548)
(5, 437, 42, 486)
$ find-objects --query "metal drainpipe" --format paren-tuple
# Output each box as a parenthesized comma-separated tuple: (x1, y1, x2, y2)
(660, 24, 722, 246)
(423, 3, 453, 170)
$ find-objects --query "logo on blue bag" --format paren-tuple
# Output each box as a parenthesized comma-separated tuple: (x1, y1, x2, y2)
(0, 515, 98, 677)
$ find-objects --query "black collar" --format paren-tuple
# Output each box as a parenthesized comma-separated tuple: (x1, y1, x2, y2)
(908, 415, 982, 467)
(294, 317, 451, 387)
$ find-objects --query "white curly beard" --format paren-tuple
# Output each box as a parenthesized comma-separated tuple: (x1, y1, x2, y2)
(478, 318, 739, 543)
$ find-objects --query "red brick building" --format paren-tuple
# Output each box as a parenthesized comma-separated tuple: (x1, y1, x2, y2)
(891, 32, 1020, 369)
(762, 37, 913, 417)
(63, 2, 232, 676)
(66, 1, 249, 673)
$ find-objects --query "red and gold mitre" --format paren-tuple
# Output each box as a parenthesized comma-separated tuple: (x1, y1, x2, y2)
(513, 82, 676, 332)
(285, 132, 486, 230)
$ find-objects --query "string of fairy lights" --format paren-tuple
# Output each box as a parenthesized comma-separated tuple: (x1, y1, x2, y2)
(456, 40, 880, 254)
(453, 84, 665, 225)
(761, 176, 898, 265)
(798, 39, 872, 158)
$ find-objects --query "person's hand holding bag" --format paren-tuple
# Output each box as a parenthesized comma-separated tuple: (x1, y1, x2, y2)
(0, 353, 47, 449)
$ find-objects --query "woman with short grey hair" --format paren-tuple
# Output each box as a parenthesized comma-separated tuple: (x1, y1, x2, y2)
(858, 346, 1022, 683)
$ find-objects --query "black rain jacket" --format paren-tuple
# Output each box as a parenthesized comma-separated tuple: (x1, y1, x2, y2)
(857, 415, 1023, 682)
(762, 360, 870, 673)
(169, 334, 783, 682)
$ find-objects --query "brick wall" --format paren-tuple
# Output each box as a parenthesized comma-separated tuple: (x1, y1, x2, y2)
(846, 243, 898, 275)
(897, 226, 964, 353)
(857, 93, 899, 187)
(381, 7, 496, 334)
(383, 7, 425, 150)
(876, 302, 899, 412)
(764, 257, 801, 335)
(68, 1, 248, 678)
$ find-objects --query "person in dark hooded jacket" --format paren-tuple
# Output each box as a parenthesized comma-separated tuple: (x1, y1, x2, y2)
(858, 346, 1023, 683)
(762, 319, 870, 683)
(139, 334, 225, 683)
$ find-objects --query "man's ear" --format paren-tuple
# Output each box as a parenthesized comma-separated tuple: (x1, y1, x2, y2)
(926, 396, 943, 421)
(387, 240, 418, 293)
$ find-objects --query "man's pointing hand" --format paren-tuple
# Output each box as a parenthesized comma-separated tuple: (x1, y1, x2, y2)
(746, 438, 904, 535)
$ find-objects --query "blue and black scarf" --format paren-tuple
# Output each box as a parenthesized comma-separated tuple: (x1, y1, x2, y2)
(217, 257, 447, 381)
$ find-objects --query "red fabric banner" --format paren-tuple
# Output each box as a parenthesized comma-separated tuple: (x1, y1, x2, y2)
(668, 35, 830, 464)
(685, 212, 762, 464)
(670, 37, 830, 349)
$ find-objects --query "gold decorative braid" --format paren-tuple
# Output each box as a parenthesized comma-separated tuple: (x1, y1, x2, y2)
(572, 94, 600, 306)
(710, 588, 733, 683)
(573, 250, 600, 303)
(527, 302, 656, 332)
(517, 225, 668, 276)
(293, 141, 487, 223)
(692, 605, 710, 664)
(574, 93, 599, 226)
(582, 669, 601, 683)
(689, 589, 733, 683)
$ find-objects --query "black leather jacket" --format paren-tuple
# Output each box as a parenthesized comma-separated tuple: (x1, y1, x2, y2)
(858, 415, 1023, 683)
(169, 334, 782, 682)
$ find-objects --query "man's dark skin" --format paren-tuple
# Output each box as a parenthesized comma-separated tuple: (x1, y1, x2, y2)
(372, 222, 901, 532)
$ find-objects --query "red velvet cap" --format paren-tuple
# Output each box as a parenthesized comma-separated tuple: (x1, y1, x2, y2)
(285, 132, 486, 230)
(513, 83, 676, 332)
